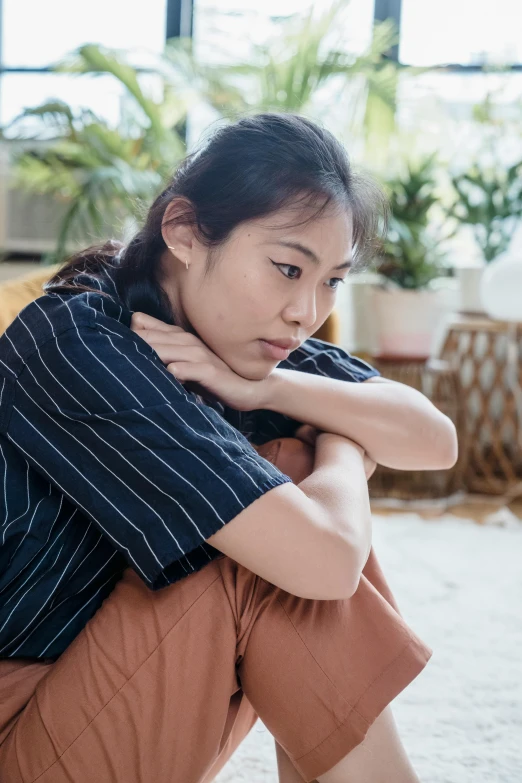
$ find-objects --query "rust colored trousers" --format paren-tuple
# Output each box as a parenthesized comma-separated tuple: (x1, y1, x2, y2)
(0, 437, 432, 782)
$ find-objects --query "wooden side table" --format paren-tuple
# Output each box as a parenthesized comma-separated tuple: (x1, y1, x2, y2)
(364, 356, 468, 500)
(437, 314, 522, 495)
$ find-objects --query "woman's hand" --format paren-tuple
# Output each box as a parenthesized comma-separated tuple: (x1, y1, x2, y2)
(293, 423, 320, 447)
(131, 312, 265, 411)
(295, 425, 377, 480)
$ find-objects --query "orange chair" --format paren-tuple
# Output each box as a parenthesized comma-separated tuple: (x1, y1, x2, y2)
(0, 266, 60, 335)
(312, 308, 341, 345)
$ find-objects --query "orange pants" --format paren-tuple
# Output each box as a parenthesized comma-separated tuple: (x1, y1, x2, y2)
(0, 438, 432, 782)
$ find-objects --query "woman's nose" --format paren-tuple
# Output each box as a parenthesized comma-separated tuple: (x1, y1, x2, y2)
(282, 294, 317, 330)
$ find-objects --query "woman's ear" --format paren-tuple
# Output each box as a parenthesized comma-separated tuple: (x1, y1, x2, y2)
(161, 198, 197, 260)
(161, 224, 195, 262)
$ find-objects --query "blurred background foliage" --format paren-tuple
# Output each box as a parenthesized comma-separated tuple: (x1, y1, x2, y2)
(1, 0, 522, 280)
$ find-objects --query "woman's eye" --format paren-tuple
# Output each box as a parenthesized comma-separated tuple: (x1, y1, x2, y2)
(272, 261, 301, 280)
(271, 260, 346, 290)
(327, 278, 346, 290)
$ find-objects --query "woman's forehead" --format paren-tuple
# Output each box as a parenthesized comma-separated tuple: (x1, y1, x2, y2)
(240, 209, 353, 258)
(243, 206, 352, 239)
(206, 212, 354, 276)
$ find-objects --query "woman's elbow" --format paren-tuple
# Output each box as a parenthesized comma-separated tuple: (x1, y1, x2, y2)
(341, 534, 372, 599)
(432, 415, 459, 469)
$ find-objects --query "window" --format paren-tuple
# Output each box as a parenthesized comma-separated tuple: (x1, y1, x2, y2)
(0, 0, 168, 127)
(2, 0, 168, 68)
(400, 0, 522, 67)
(189, 0, 376, 145)
(396, 0, 522, 158)
(193, 0, 375, 65)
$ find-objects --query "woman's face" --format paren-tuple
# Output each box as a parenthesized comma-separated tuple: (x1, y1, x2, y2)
(160, 205, 353, 380)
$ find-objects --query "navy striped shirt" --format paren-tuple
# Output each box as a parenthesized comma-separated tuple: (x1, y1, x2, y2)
(0, 263, 379, 660)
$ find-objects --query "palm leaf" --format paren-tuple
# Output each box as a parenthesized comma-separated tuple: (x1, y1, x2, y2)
(56, 45, 170, 140)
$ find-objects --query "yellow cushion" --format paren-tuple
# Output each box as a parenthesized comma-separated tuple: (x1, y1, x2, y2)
(0, 265, 61, 335)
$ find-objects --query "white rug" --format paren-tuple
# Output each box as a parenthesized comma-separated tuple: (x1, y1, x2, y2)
(215, 512, 522, 783)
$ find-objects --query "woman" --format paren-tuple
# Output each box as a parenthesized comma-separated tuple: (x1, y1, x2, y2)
(0, 113, 457, 782)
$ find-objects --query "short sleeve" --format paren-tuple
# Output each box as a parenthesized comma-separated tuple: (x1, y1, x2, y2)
(249, 337, 380, 445)
(7, 312, 292, 590)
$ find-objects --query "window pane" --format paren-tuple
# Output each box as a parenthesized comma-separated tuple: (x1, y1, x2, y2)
(397, 70, 522, 159)
(2, 0, 167, 68)
(0, 72, 126, 130)
(190, 0, 375, 145)
(400, 0, 522, 66)
(193, 0, 375, 64)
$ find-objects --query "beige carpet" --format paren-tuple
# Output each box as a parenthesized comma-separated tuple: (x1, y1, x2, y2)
(215, 509, 522, 783)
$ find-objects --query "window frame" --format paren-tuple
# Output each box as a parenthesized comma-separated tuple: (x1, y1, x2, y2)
(0, 0, 193, 76)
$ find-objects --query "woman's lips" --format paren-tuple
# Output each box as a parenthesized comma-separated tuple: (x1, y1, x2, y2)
(258, 339, 291, 360)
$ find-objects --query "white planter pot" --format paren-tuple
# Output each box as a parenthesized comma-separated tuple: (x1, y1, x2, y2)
(457, 264, 486, 314)
(372, 288, 444, 359)
(345, 274, 381, 355)
(480, 255, 522, 322)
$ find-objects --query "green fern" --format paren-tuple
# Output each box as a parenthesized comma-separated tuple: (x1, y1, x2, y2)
(449, 160, 522, 262)
(375, 155, 450, 289)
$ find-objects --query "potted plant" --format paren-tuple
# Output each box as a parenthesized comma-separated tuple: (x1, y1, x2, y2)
(367, 154, 452, 359)
(449, 158, 522, 313)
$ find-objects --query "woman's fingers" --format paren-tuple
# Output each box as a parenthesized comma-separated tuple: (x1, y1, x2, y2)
(144, 342, 209, 366)
(131, 311, 180, 333)
(135, 329, 195, 348)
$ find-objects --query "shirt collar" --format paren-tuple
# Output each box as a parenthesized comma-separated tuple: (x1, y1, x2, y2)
(70, 253, 123, 303)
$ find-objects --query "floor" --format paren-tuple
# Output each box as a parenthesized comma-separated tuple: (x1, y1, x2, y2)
(215, 498, 522, 783)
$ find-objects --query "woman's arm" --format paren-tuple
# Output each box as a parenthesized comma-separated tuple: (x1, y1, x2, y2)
(130, 312, 458, 472)
(259, 369, 458, 471)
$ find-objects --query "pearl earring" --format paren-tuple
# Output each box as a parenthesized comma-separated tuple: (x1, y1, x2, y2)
(167, 245, 189, 270)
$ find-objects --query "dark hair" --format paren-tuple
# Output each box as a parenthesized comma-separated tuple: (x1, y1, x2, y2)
(46, 112, 388, 322)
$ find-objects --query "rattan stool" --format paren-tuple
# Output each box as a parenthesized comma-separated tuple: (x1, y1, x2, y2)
(437, 314, 522, 496)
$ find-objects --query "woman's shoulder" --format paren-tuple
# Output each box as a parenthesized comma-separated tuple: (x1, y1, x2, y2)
(0, 287, 134, 379)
